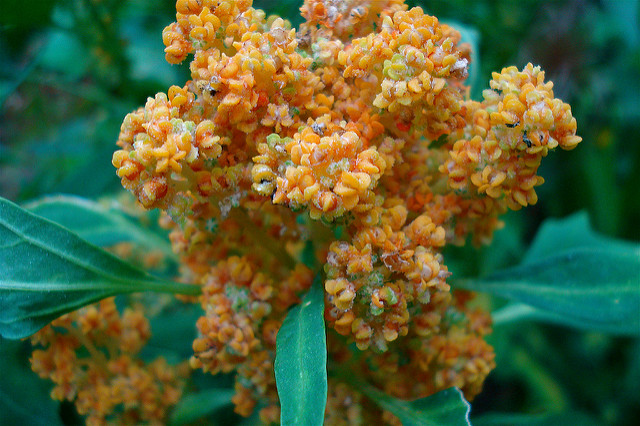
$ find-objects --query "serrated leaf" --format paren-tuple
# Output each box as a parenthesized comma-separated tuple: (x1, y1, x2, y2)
(351, 379, 470, 426)
(275, 275, 327, 426)
(455, 213, 640, 335)
(0, 196, 200, 339)
(169, 388, 235, 426)
(25, 194, 174, 258)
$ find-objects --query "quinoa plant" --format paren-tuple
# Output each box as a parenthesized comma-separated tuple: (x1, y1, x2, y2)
(1, 1, 638, 425)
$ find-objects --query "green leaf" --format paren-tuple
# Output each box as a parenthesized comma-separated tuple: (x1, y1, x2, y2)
(169, 388, 235, 426)
(522, 211, 635, 265)
(472, 411, 599, 426)
(0, 339, 64, 426)
(0, 196, 200, 340)
(275, 275, 327, 426)
(456, 213, 640, 335)
(348, 378, 471, 426)
(25, 194, 174, 258)
(463, 248, 640, 335)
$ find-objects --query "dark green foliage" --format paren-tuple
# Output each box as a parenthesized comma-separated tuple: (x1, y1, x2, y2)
(25, 195, 174, 257)
(0, 196, 199, 339)
(344, 377, 471, 426)
(454, 212, 640, 335)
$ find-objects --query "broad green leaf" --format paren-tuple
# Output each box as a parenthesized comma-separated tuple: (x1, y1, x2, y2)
(0, 339, 64, 426)
(472, 411, 598, 426)
(457, 212, 640, 334)
(349, 378, 470, 426)
(169, 388, 235, 426)
(25, 194, 174, 258)
(0, 196, 200, 339)
(457, 247, 640, 335)
(491, 301, 640, 334)
(275, 275, 327, 426)
(522, 211, 635, 265)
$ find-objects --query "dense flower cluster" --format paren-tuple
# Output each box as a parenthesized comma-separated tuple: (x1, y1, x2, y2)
(38, 0, 583, 424)
(191, 256, 313, 420)
(443, 64, 581, 211)
(30, 298, 185, 425)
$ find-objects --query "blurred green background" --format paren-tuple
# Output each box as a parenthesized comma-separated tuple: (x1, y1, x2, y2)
(1, 0, 638, 424)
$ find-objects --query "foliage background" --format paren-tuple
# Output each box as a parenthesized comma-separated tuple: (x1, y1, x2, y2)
(0, 0, 638, 424)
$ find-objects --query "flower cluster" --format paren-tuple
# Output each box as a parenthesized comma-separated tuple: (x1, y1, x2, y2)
(338, 6, 470, 140)
(253, 114, 388, 221)
(324, 205, 450, 351)
(442, 64, 581, 211)
(101, 0, 583, 423)
(191, 256, 313, 421)
(362, 292, 495, 401)
(30, 298, 185, 425)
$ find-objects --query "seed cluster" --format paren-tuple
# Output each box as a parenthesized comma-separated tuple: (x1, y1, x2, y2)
(191, 256, 313, 420)
(48, 0, 583, 423)
(443, 64, 581, 210)
(30, 298, 185, 425)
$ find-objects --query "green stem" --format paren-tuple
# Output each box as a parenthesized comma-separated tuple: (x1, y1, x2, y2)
(140, 279, 201, 296)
